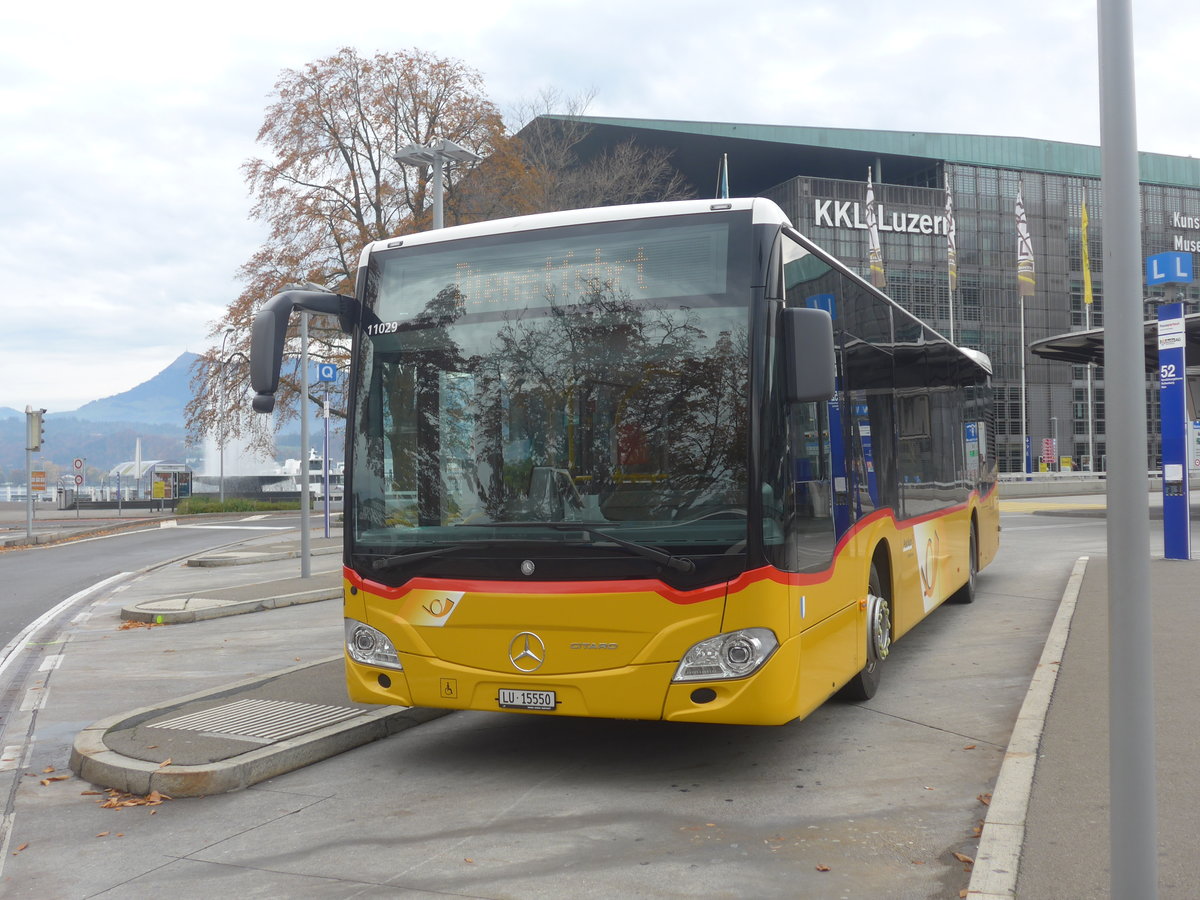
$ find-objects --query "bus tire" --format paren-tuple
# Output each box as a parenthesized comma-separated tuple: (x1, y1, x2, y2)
(838, 562, 891, 702)
(951, 522, 979, 604)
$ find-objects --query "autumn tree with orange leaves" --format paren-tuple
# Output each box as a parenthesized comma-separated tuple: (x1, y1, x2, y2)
(188, 49, 691, 460)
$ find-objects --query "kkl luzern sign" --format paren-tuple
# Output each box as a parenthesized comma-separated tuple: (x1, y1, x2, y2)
(813, 200, 951, 235)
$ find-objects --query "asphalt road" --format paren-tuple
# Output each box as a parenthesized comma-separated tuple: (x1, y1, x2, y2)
(0, 507, 1109, 898)
(0, 513, 305, 651)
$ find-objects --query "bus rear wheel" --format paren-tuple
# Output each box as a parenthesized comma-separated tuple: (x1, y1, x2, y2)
(838, 562, 891, 702)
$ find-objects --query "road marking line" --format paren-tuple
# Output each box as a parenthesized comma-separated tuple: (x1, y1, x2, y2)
(37, 655, 63, 672)
(174, 525, 292, 531)
(0, 746, 21, 773)
(0, 572, 130, 681)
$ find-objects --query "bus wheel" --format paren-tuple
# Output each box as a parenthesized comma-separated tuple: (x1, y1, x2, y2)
(951, 523, 978, 604)
(838, 563, 891, 702)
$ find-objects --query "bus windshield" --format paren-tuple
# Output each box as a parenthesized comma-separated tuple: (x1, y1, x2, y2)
(349, 212, 754, 580)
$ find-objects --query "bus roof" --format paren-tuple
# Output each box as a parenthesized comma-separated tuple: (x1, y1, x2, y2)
(359, 197, 791, 265)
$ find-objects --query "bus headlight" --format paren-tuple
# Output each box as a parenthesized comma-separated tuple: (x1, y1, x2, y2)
(672, 628, 778, 682)
(344, 619, 403, 670)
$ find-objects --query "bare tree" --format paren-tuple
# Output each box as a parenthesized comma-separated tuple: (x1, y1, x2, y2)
(190, 61, 694, 460)
(188, 47, 504, 454)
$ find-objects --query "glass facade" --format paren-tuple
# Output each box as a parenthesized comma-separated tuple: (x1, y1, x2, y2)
(764, 167, 1200, 473)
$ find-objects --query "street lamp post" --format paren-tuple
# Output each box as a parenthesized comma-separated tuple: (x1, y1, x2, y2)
(218, 328, 234, 503)
(393, 138, 482, 230)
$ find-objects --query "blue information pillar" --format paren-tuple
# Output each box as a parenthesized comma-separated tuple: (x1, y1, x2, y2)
(1158, 301, 1190, 559)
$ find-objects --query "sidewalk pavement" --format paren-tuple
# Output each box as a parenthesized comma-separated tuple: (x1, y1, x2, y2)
(10, 501, 1193, 895)
(969, 552, 1196, 899)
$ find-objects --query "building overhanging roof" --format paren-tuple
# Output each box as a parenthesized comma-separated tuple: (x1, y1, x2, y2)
(1029, 313, 1200, 370)
(538, 115, 1200, 189)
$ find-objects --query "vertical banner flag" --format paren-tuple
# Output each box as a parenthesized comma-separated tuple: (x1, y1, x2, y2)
(1016, 180, 1036, 297)
(1081, 195, 1093, 305)
(945, 171, 957, 293)
(866, 168, 886, 288)
(716, 153, 729, 200)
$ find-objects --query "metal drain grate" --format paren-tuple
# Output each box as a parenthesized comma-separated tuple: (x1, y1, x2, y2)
(150, 698, 364, 744)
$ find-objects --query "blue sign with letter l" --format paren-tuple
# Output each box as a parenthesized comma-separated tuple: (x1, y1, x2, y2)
(1146, 251, 1193, 285)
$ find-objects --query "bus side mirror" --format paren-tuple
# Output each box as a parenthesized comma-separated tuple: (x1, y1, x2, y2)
(251, 290, 357, 413)
(781, 307, 836, 403)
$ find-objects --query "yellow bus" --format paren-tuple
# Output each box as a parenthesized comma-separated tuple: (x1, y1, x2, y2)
(251, 197, 999, 725)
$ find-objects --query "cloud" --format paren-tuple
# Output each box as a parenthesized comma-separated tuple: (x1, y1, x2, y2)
(2, 0, 1198, 410)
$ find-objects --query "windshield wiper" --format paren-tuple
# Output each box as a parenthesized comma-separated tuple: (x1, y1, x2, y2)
(463, 522, 696, 573)
(361, 537, 556, 572)
(363, 546, 462, 571)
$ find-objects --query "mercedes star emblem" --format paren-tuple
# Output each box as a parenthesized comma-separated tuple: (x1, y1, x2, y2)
(508, 631, 545, 672)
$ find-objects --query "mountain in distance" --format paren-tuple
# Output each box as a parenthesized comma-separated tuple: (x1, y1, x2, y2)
(1, 352, 337, 476)
(0, 354, 201, 475)
(66, 352, 201, 428)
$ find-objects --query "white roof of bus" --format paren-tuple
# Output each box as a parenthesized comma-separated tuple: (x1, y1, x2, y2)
(359, 197, 791, 266)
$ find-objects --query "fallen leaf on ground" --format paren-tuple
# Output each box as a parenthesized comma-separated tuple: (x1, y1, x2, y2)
(13, 843, 28, 854)
(963, 744, 977, 750)
(156, 759, 172, 768)
(978, 792, 992, 806)
(96, 832, 109, 838)
(42, 767, 54, 774)
(96, 789, 173, 810)
(816, 864, 830, 872)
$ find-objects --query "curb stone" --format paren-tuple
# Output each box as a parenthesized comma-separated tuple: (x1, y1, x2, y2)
(69, 656, 451, 796)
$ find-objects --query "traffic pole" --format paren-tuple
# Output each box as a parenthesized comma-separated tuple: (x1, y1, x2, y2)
(1098, 0, 1157, 896)
(299, 311, 311, 578)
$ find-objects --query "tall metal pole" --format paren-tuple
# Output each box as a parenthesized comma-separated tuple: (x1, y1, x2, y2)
(1098, 1, 1157, 896)
(1087, 301, 1096, 470)
(323, 396, 331, 540)
(431, 144, 445, 230)
(299, 311, 312, 578)
(25, 445, 32, 541)
(1020, 297, 1028, 475)
(218, 329, 233, 504)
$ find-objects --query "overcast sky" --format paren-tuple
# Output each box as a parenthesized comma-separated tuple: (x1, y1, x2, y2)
(3, 0, 1197, 412)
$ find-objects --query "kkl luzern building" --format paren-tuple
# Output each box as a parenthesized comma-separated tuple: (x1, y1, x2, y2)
(541, 115, 1200, 473)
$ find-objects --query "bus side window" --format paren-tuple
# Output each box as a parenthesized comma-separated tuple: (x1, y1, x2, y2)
(792, 401, 830, 520)
(788, 400, 837, 573)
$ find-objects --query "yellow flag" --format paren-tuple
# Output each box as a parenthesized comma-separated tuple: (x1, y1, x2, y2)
(1081, 197, 1093, 305)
